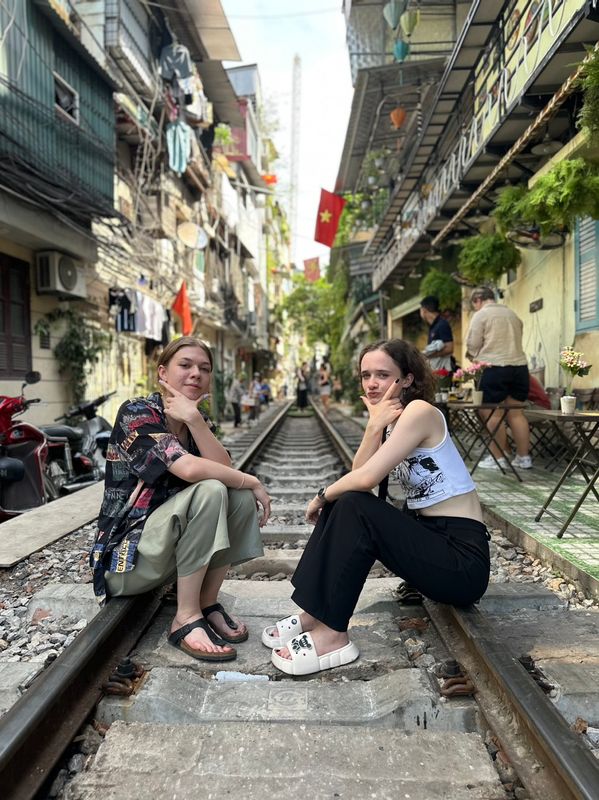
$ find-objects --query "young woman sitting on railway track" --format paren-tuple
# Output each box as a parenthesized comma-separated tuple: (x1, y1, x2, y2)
(90, 336, 271, 663)
(263, 338, 490, 676)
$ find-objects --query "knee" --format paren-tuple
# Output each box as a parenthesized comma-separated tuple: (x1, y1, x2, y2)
(332, 491, 371, 514)
(228, 486, 256, 511)
(189, 479, 228, 510)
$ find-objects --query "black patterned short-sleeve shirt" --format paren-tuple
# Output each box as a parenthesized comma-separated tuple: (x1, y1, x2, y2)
(90, 392, 206, 602)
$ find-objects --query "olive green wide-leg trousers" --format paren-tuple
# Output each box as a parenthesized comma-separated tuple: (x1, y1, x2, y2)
(106, 480, 263, 596)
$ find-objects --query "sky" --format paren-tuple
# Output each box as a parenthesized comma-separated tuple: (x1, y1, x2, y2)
(221, 1, 353, 268)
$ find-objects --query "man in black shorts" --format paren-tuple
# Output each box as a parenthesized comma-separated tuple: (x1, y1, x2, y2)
(465, 287, 531, 469)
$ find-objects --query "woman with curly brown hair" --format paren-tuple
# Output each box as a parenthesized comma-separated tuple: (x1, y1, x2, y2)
(263, 339, 490, 676)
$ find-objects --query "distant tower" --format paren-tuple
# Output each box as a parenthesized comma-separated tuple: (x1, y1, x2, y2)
(290, 54, 301, 265)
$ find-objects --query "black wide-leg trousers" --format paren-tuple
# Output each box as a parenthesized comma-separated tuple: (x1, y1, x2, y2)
(291, 491, 491, 632)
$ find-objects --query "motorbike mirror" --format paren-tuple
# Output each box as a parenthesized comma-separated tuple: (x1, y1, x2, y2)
(24, 371, 41, 385)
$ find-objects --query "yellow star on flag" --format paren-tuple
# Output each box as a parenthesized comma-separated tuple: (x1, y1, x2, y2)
(319, 209, 332, 223)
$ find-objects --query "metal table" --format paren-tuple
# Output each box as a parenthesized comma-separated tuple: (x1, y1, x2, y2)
(524, 409, 599, 537)
(447, 402, 523, 481)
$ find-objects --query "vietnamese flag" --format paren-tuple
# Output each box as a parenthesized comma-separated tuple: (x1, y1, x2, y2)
(314, 189, 346, 247)
(172, 281, 193, 335)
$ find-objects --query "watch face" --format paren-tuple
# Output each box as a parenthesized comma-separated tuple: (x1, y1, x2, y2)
(318, 487, 325, 498)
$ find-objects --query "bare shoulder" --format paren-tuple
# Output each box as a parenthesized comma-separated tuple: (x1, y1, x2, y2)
(395, 400, 445, 445)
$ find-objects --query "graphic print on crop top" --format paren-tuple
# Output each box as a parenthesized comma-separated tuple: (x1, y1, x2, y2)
(393, 454, 444, 504)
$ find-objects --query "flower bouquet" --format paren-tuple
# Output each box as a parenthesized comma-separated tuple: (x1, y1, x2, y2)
(559, 346, 591, 412)
(432, 368, 452, 390)
(453, 362, 491, 405)
(453, 362, 491, 390)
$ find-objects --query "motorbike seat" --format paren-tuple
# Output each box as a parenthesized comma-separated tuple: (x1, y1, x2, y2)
(40, 425, 84, 442)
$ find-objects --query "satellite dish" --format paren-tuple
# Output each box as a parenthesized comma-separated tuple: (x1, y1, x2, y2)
(196, 227, 208, 250)
(177, 222, 209, 250)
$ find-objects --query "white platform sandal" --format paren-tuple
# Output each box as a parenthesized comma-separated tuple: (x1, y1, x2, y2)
(261, 614, 303, 649)
(271, 632, 359, 676)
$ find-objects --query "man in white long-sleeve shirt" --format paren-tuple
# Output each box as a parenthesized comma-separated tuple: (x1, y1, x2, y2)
(465, 286, 531, 469)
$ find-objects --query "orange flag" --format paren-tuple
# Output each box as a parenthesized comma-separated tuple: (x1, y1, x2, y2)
(172, 281, 193, 335)
(314, 189, 346, 247)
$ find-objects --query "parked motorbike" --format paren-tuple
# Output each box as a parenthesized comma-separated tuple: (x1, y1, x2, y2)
(52, 391, 115, 481)
(0, 371, 50, 521)
(41, 391, 116, 493)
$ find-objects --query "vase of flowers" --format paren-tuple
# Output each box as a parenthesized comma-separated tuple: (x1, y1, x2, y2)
(559, 346, 592, 413)
(454, 362, 491, 405)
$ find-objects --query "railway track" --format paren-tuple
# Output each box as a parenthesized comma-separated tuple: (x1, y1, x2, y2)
(1, 400, 599, 799)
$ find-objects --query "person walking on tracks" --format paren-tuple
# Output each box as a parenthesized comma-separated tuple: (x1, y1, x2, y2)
(90, 337, 271, 663)
(263, 338, 490, 676)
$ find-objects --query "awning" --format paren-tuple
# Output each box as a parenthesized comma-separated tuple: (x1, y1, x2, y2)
(335, 58, 446, 195)
(195, 62, 244, 127)
(160, 0, 240, 62)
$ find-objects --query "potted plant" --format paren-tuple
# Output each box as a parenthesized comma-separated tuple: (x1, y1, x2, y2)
(213, 123, 233, 148)
(432, 368, 452, 401)
(457, 233, 521, 284)
(559, 346, 592, 413)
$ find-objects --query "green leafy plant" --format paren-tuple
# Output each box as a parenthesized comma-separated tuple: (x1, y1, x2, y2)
(577, 45, 599, 140)
(522, 158, 599, 234)
(457, 234, 521, 283)
(419, 268, 462, 311)
(493, 184, 528, 233)
(493, 160, 599, 235)
(34, 310, 111, 402)
(214, 123, 233, 147)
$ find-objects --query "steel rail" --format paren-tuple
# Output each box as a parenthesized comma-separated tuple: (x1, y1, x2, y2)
(308, 400, 355, 469)
(438, 603, 599, 800)
(313, 400, 599, 799)
(0, 401, 293, 800)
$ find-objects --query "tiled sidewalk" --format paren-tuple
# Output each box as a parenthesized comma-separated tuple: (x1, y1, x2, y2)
(474, 464, 599, 584)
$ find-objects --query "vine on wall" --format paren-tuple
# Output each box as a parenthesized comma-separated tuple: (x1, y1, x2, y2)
(34, 309, 111, 402)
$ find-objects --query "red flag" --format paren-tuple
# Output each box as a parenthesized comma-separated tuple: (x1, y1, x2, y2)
(314, 189, 346, 247)
(172, 281, 193, 335)
(303, 257, 320, 282)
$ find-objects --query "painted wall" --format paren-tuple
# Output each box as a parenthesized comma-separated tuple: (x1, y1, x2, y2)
(458, 237, 599, 393)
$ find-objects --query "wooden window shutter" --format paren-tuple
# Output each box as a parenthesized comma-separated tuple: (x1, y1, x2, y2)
(0, 253, 32, 378)
(575, 217, 599, 333)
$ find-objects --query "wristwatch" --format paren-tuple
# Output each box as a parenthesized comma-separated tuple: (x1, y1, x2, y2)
(317, 486, 328, 503)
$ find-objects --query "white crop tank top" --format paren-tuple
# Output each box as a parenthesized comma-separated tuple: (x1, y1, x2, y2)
(388, 407, 475, 509)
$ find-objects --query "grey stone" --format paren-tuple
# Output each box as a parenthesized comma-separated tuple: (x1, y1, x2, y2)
(97, 666, 478, 733)
(539, 661, 599, 726)
(67, 721, 505, 799)
(0, 662, 44, 713)
(28, 583, 99, 624)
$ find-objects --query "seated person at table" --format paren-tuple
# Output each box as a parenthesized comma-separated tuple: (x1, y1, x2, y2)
(466, 286, 532, 470)
(262, 339, 491, 676)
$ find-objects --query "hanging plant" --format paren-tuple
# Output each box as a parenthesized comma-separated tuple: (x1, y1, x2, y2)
(520, 158, 599, 234)
(493, 184, 529, 233)
(419, 268, 462, 311)
(457, 234, 521, 284)
(577, 45, 599, 141)
(34, 310, 111, 402)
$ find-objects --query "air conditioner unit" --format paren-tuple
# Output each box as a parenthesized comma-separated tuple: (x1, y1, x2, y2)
(35, 252, 87, 299)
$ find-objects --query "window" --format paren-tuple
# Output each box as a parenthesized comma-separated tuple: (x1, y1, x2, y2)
(54, 72, 79, 124)
(575, 217, 599, 332)
(0, 253, 32, 378)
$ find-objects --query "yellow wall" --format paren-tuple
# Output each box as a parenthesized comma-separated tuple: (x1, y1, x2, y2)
(459, 236, 599, 392)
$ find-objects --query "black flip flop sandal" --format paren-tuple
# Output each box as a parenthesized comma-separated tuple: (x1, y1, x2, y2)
(202, 602, 249, 643)
(167, 618, 237, 661)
